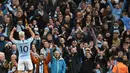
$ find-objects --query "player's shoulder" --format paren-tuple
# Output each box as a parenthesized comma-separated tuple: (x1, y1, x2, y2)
(27, 37, 34, 42)
(16, 40, 28, 44)
(14, 40, 22, 44)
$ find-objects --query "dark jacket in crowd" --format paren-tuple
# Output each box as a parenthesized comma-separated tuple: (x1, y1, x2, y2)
(0, 60, 8, 73)
(66, 53, 81, 73)
(0, 40, 6, 52)
(80, 57, 94, 73)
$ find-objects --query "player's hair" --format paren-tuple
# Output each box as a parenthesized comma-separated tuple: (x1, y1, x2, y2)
(19, 31, 25, 37)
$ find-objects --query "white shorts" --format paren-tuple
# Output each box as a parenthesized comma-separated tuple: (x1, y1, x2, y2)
(18, 59, 33, 71)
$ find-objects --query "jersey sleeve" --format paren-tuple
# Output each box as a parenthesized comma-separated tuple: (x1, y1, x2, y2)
(27, 37, 34, 43)
(12, 39, 19, 44)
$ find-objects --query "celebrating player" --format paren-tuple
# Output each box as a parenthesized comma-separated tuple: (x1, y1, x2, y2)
(9, 26, 35, 73)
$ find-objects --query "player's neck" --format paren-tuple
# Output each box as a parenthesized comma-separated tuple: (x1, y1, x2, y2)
(20, 38, 25, 40)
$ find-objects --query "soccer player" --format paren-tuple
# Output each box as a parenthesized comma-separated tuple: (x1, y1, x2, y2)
(9, 26, 35, 73)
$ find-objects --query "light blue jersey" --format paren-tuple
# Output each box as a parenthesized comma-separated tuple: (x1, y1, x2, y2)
(12, 37, 33, 60)
(108, 0, 126, 20)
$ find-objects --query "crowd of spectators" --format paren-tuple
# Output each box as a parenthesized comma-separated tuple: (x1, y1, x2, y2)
(0, 0, 130, 73)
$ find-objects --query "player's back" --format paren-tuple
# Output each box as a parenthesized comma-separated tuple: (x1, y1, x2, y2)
(12, 37, 33, 60)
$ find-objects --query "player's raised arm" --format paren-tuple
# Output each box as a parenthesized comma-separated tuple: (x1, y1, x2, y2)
(9, 27, 16, 41)
(107, 0, 114, 11)
(26, 26, 35, 38)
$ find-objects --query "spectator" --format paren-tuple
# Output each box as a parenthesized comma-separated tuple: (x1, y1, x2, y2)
(121, 12, 130, 30)
(107, 56, 116, 73)
(4, 42, 13, 62)
(92, 62, 103, 73)
(80, 48, 94, 73)
(30, 44, 40, 73)
(11, 44, 19, 61)
(65, 44, 81, 73)
(58, 37, 69, 58)
(0, 34, 6, 52)
(46, 33, 53, 44)
(33, 33, 41, 54)
(8, 54, 17, 73)
(30, 20, 39, 34)
(117, 50, 124, 59)
(122, 55, 130, 66)
(40, 41, 51, 73)
(51, 49, 66, 73)
(0, 52, 8, 73)
(95, 51, 107, 73)
(112, 30, 121, 48)
(49, 0, 60, 16)
(96, 34, 104, 48)
(112, 57, 129, 73)
(109, 44, 118, 57)
(3, 15, 13, 37)
(107, 0, 127, 20)
(57, 14, 64, 26)
(16, 20, 25, 32)
(122, 42, 130, 59)
(26, 5, 35, 21)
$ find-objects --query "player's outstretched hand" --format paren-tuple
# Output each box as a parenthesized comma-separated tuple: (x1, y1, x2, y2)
(26, 26, 31, 30)
(13, 27, 16, 31)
